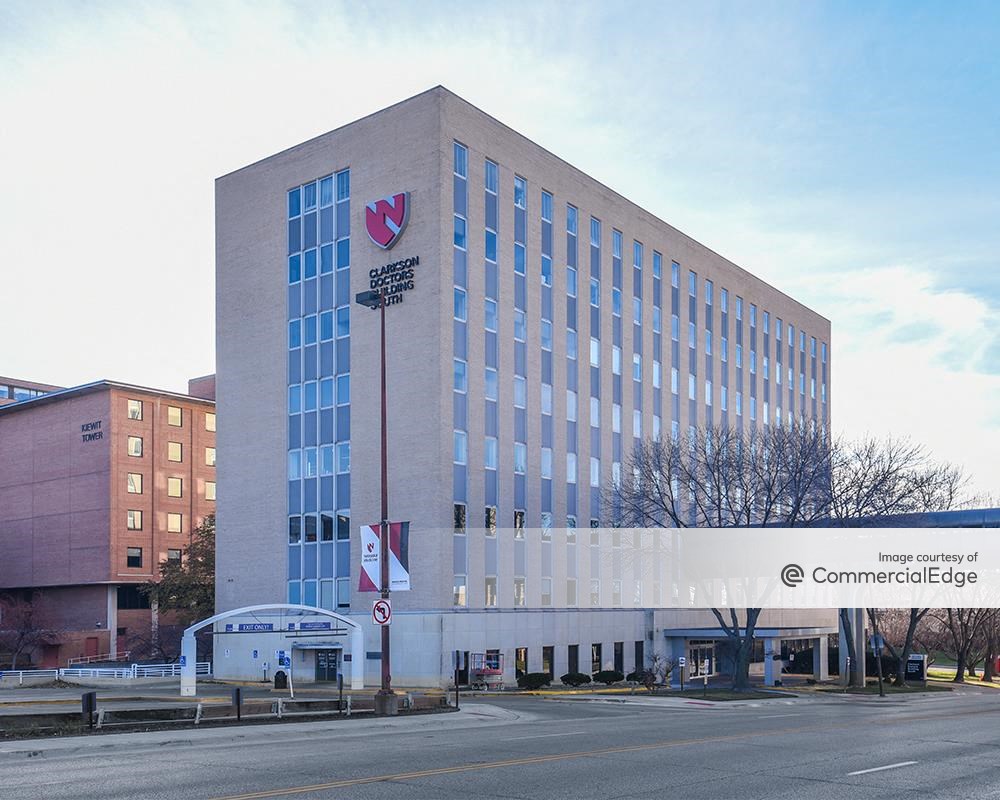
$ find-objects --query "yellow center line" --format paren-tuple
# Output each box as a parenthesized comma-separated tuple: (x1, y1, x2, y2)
(207, 704, 1000, 800)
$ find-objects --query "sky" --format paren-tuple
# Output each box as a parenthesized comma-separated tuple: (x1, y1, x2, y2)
(1, 1, 997, 496)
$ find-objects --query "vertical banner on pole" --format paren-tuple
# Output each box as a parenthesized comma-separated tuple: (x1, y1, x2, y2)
(358, 522, 410, 591)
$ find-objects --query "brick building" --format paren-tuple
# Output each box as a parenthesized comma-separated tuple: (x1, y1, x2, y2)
(0, 381, 216, 666)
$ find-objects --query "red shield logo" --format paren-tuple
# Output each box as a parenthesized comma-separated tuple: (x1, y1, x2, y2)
(365, 192, 410, 250)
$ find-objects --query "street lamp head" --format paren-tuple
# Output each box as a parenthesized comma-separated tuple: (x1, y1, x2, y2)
(355, 290, 383, 310)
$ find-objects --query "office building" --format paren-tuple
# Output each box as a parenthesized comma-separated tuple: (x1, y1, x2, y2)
(0, 381, 216, 666)
(215, 87, 833, 687)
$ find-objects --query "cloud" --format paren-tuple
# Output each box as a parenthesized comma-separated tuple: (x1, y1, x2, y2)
(0, 2, 996, 497)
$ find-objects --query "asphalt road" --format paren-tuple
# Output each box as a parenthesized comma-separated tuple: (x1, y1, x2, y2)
(2, 688, 1000, 799)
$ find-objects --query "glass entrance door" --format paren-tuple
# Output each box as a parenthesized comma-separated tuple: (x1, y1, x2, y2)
(688, 641, 716, 678)
(314, 649, 340, 681)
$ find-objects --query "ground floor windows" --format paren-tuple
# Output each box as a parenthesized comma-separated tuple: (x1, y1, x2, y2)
(515, 647, 527, 678)
(591, 642, 602, 674)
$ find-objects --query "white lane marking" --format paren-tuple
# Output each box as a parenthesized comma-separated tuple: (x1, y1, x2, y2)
(758, 713, 801, 719)
(848, 761, 918, 776)
(502, 731, 587, 741)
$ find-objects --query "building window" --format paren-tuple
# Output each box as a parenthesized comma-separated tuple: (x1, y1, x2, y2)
(567, 452, 577, 484)
(453, 141, 467, 177)
(513, 509, 525, 538)
(126, 547, 143, 569)
(127, 436, 143, 457)
(167, 513, 182, 533)
(205, 447, 216, 467)
(454, 503, 466, 534)
(484, 437, 498, 469)
(453, 431, 468, 465)
(454, 359, 467, 393)
(513, 443, 527, 474)
(513, 577, 526, 607)
(485, 159, 498, 194)
(167, 549, 182, 565)
(126, 473, 142, 494)
(514, 176, 527, 209)
(541, 447, 552, 479)
(485, 506, 497, 536)
(453, 575, 467, 607)
(127, 510, 142, 530)
(167, 406, 182, 427)
(590, 278, 600, 307)
(336, 442, 350, 473)
(541, 578, 552, 607)
(454, 287, 467, 321)
(590, 457, 600, 487)
(567, 390, 577, 422)
(485, 576, 497, 607)
(127, 399, 143, 420)
(167, 478, 182, 498)
(168, 442, 182, 462)
(205, 412, 216, 432)
(206, 481, 216, 501)
(336, 577, 349, 609)
(590, 338, 600, 367)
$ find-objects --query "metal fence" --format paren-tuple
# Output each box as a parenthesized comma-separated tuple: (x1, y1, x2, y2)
(0, 663, 211, 683)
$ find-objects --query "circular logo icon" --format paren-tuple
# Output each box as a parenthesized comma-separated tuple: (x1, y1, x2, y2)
(781, 563, 805, 588)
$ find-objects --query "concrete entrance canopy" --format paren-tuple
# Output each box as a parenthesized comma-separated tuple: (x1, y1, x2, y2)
(663, 626, 838, 687)
(180, 604, 364, 696)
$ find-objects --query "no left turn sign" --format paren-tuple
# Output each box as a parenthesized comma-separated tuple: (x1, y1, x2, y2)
(372, 598, 392, 626)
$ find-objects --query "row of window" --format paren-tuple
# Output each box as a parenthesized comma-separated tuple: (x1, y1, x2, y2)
(287, 375, 350, 413)
(288, 513, 350, 543)
(126, 399, 216, 431)
(125, 437, 215, 465)
(288, 171, 350, 217)
(125, 546, 181, 569)
(287, 444, 350, 480)
(125, 507, 208, 532)
(288, 308, 350, 348)
(0, 384, 48, 402)
(455, 503, 602, 537)
(125, 472, 216, 499)
(453, 575, 649, 608)
(287, 577, 350, 609)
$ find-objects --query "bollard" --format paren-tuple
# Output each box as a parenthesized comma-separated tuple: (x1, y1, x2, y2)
(81, 691, 97, 730)
(232, 686, 243, 721)
(338, 673, 344, 713)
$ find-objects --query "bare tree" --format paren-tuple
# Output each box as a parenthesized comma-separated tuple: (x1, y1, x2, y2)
(925, 608, 992, 683)
(612, 425, 977, 690)
(875, 607, 932, 684)
(0, 592, 59, 670)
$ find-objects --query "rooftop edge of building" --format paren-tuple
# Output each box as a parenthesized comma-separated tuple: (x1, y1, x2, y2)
(0, 378, 216, 416)
(216, 84, 831, 327)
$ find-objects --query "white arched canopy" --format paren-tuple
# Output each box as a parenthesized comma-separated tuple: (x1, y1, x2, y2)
(180, 603, 364, 696)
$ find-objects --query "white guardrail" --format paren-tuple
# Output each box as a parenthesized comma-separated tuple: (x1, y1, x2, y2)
(0, 663, 211, 684)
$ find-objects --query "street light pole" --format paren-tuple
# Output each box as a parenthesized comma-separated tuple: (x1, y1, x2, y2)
(356, 288, 398, 716)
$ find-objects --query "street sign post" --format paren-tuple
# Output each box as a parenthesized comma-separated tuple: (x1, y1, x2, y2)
(678, 656, 686, 692)
(372, 598, 392, 626)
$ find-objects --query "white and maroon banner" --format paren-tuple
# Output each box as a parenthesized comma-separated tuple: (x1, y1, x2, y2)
(358, 521, 410, 592)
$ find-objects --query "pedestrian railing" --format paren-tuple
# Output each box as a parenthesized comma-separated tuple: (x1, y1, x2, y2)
(0, 668, 61, 685)
(67, 651, 131, 666)
(1, 663, 211, 683)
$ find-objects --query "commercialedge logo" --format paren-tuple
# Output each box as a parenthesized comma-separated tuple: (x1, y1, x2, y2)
(781, 564, 804, 588)
(365, 192, 410, 249)
(781, 563, 979, 589)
